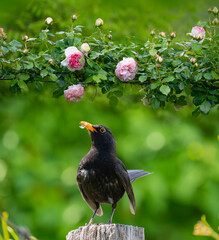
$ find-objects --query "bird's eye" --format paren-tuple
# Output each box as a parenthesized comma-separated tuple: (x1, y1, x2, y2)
(99, 127, 106, 133)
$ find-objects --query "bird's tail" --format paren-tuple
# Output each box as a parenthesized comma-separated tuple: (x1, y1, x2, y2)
(128, 170, 152, 183)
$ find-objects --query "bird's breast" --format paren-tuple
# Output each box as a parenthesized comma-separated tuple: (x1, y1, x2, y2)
(77, 167, 125, 204)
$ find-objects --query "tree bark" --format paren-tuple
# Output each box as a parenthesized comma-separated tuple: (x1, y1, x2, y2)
(66, 224, 144, 240)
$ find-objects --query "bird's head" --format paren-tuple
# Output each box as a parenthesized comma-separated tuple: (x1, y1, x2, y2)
(80, 121, 116, 153)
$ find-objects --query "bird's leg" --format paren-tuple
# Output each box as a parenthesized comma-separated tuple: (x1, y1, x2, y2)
(89, 206, 98, 225)
(107, 203, 117, 224)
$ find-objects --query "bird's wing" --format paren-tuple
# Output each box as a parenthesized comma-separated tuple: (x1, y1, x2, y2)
(128, 170, 152, 183)
(77, 182, 103, 216)
(115, 159, 136, 215)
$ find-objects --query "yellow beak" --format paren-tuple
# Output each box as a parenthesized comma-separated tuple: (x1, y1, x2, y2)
(80, 121, 97, 132)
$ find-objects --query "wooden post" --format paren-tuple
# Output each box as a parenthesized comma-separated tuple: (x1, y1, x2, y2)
(66, 224, 144, 240)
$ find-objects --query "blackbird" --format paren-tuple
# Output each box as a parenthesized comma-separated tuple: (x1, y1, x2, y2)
(77, 121, 151, 224)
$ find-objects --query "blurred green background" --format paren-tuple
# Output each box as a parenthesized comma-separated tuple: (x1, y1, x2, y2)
(0, 0, 219, 239)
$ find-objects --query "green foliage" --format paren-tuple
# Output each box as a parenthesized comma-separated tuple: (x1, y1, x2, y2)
(0, 9, 218, 115)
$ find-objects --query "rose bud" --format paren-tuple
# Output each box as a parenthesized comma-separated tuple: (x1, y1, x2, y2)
(81, 43, 91, 53)
(49, 58, 54, 64)
(170, 32, 176, 38)
(212, 6, 218, 14)
(0, 28, 7, 39)
(159, 32, 166, 37)
(45, 17, 53, 25)
(212, 18, 219, 25)
(61, 46, 85, 72)
(150, 30, 156, 36)
(190, 57, 197, 63)
(95, 18, 104, 27)
(23, 48, 29, 54)
(64, 84, 84, 103)
(194, 63, 198, 67)
(71, 14, 77, 21)
(115, 57, 138, 82)
(107, 34, 112, 39)
(22, 35, 29, 41)
(157, 55, 163, 63)
(189, 26, 205, 40)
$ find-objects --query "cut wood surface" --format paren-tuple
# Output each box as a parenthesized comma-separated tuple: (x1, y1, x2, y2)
(66, 224, 144, 240)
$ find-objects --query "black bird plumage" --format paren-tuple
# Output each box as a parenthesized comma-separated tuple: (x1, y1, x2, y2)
(77, 121, 151, 224)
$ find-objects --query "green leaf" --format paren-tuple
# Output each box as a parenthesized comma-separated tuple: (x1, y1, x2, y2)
(90, 52, 100, 59)
(149, 48, 157, 56)
(92, 75, 101, 83)
(99, 74, 107, 80)
(74, 37, 81, 46)
(204, 73, 212, 80)
(1, 46, 9, 54)
(192, 108, 200, 117)
(18, 80, 28, 89)
(160, 85, 171, 95)
(176, 96, 187, 106)
(53, 88, 64, 98)
(139, 76, 147, 82)
(23, 62, 34, 69)
(150, 82, 160, 90)
(10, 79, 18, 87)
(113, 90, 123, 97)
(87, 59, 94, 67)
(109, 96, 118, 105)
(34, 62, 42, 70)
(1, 212, 9, 240)
(19, 74, 30, 81)
(49, 73, 58, 81)
(191, 43, 202, 53)
(179, 82, 185, 90)
(39, 32, 46, 40)
(172, 60, 181, 67)
(200, 100, 211, 114)
(40, 69, 49, 78)
(98, 69, 108, 76)
(9, 40, 22, 48)
(7, 226, 19, 240)
(162, 75, 175, 83)
(197, 20, 208, 27)
(34, 81, 43, 91)
(56, 40, 65, 48)
(211, 71, 219, 80)
(57, 80, 67, 87)
(194, 73, 202, 81)
(151, 98, 160, 109)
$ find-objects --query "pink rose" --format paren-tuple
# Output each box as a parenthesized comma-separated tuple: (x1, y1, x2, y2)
(61, 47, 85, 72)
(190, 26, 205, 39)
(64, 84, 84, 102)
(115, 58, 138, 82)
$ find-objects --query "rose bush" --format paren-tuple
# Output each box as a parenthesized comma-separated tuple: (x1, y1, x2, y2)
(0, 8, 218, 115)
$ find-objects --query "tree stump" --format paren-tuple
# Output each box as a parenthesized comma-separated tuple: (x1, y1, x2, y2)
(66, 224, 144, 240)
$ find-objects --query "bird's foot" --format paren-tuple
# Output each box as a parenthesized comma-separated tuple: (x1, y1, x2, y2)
(88, 219, 93, 225)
